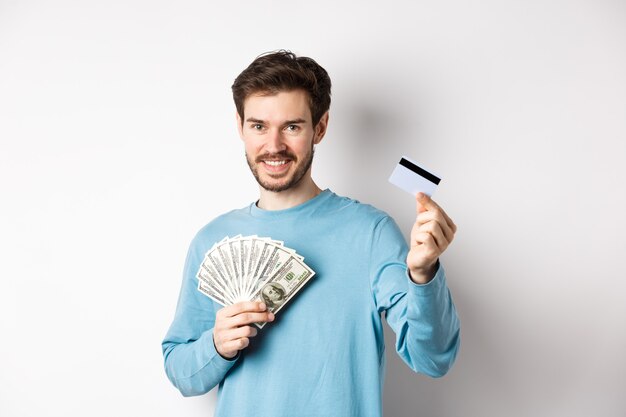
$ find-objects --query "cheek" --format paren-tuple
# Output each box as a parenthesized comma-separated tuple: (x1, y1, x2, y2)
(289, 138, 313, 154)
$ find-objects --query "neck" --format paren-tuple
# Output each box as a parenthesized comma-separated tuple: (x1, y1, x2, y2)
(256, 176, 322, 211)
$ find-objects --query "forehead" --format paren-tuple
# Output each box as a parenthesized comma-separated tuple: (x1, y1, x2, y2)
(243, 89, 312, 122)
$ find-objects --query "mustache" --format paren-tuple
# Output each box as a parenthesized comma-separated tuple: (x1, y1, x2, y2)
(255, 151, 296, 163)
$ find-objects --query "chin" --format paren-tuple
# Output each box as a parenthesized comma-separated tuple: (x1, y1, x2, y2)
(258, 173, 302, 193)
(260, 181, 294, 193)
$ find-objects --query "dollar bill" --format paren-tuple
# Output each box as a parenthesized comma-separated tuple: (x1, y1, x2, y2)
(197, 260, 233, 305)
(250, 255, 315, 328)
(204, 249, 237, 301)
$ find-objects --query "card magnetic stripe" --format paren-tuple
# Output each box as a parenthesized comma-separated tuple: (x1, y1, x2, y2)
(399, 158, 441, 185)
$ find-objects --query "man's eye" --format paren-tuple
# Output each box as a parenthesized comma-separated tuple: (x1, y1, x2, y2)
(252, 124, 263, 130)
(286, 125, 299, 131)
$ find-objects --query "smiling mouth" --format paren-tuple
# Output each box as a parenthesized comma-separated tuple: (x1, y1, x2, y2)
(264, 160, 288, 166)
(261, 159, 292, 175)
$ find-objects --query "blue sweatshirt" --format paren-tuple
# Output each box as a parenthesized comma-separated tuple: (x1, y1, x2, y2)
(162, 189, 460, 417)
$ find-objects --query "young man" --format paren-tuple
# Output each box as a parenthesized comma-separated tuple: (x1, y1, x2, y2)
(162, 51, 460, 417)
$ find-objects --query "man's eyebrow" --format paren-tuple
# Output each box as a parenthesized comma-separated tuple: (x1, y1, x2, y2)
(245, 117, 265, 124)
(283, 118, 307, 125)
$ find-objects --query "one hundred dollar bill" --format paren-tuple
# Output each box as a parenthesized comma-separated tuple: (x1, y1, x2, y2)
(250, 255, 315, 328)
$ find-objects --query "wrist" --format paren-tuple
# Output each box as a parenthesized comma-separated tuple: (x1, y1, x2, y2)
(409, 260, 439, 284)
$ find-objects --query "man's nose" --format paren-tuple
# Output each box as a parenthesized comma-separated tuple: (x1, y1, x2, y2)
(265, 129, 287, 153)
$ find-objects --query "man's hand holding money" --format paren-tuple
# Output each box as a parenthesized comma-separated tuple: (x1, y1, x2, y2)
(407, 193, 457, 285)
(213, 302, 274, 359)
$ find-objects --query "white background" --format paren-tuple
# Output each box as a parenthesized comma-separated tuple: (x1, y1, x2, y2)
(1, 1, 625, 416)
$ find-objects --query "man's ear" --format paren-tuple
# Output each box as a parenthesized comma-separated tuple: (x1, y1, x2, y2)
(313, 112, 330, 145)
(236, 111, 244, 140)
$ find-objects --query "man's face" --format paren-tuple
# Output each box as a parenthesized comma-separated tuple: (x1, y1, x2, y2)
(237, 89, 327, 193)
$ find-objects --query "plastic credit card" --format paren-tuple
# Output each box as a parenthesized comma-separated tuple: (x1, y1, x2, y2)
(388, 156, 441, 197)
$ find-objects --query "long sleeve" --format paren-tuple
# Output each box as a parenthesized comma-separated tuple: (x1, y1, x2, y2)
(161, 236, 237, 396)
(370, 216, 460, 377)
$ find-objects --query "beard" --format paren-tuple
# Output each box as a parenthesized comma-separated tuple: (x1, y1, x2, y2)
(246, 144, 315, 193)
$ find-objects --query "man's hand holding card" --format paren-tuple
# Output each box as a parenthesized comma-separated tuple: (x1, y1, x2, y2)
(407, 193, 457, 284)
(389, 156, 457, 284)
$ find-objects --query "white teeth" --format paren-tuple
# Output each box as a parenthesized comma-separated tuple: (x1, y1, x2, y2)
(265, 160, 287, 166)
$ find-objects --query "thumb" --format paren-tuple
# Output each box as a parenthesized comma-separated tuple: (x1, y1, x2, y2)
(416, 192, 429, 213)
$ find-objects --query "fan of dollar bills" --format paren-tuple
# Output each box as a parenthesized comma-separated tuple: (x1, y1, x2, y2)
(196, 235, 315, 328)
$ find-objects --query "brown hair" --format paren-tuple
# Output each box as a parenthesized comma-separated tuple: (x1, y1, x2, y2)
(232, 50, 331, 126)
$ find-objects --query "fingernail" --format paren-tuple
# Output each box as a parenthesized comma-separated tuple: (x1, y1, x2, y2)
(259, 302, 266, 310)
(417, 192, 425, 199)
(268, 312, 275, 321)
